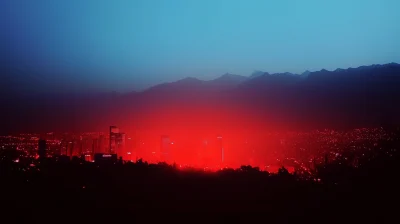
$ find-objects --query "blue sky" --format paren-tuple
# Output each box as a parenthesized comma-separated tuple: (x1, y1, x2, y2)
(2, 0, 400, 92)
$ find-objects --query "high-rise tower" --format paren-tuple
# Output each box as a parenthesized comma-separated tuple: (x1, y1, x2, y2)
(109, 126, 119, 154)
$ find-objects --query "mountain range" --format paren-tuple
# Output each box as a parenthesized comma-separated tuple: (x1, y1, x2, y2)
(2, 63, 400, 134)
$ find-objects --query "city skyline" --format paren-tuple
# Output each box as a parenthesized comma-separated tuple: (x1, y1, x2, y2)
(2, 126, 393, 172)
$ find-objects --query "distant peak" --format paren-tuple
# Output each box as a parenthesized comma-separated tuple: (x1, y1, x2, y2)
(171, 77, 203, 86)
(283, 72, 294, 76)
(301, 70, 311, 76)
(178, 77, 200, 82)
(222, 72, 234, 77)
(221, 73, 241, 77)
(215, 73, 247, 80)
(250, 70, 265, 78)
(273, 72, 294, 76)
(385, 62, 400, 67)
(209, 73, 248, 86)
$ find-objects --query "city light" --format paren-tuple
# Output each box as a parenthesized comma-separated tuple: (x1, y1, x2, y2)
(0, 127, 397, 173)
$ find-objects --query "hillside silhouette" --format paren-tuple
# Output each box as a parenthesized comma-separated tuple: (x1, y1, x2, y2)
(1, 135, 399, 222)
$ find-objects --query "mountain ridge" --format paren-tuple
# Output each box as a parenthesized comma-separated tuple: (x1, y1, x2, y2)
(2, 62, 400, 133)
(3, 63, 399, 95)
(136, 62, 399, 93)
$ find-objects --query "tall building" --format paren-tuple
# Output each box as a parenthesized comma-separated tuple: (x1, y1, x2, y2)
(110, 126, 119, 134)
(160, 135, 171, 162)
(60, 139, 67, 156)
(109, 126, 126, 157)
(38, 139, 46, 159)
(109, 126, 120, 154)
(116, 133, 126, 157)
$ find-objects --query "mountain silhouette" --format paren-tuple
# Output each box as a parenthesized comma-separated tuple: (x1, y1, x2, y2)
(301, 70, 311, 76)
(209, 73, 248, 85)
(101, 62, 400, 132)
(144, 77, 204, 93)
(249, 70, 265, 79)
(205, 73, 248, 91)
(2, 63, 400, 134)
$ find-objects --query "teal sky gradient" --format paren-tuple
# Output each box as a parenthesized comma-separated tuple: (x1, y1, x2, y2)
(2, 0, 400, 91)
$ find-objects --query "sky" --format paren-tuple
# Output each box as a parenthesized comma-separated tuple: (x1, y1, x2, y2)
(2, 0, 400, 92)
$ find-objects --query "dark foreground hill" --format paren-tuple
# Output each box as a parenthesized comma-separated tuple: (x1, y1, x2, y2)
(1, 143, 399, 223)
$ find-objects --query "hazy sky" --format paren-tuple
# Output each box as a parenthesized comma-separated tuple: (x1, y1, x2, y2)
(2, 0, 400, 92)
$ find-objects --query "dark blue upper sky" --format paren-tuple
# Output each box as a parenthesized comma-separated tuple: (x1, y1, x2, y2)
(2, 0, 399, 92)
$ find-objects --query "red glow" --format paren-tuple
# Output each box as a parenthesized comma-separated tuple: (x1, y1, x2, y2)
(5, 95, 389, 173)
(114, 98, 294, 169)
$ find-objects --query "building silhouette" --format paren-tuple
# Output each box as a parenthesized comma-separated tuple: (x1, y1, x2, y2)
(109, 126, 120, 154)
(94, 153, 118, 164)
(109, 126, 126, 158)
(116, 132, 126, 157)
